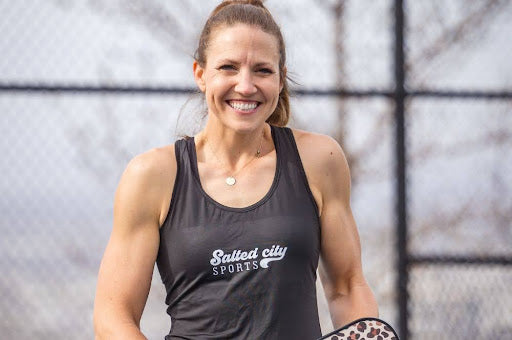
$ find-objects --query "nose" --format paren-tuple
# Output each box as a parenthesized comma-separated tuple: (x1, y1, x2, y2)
(234, 69, 257, 96)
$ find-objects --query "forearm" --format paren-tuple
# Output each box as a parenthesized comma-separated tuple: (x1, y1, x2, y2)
(326, 281, 379, 329)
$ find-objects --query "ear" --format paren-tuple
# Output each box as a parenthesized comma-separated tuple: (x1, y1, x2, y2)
(280, 66, 287, 93)
(193, 61, 206, 92)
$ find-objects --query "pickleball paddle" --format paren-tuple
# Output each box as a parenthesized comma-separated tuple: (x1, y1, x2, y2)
(317, 317, 399, 340)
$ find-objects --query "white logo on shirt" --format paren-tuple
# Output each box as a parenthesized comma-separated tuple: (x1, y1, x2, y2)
(209, 244, 287, 276)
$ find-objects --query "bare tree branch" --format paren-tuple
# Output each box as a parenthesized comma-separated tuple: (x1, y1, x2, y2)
(409, 0, 510, 86)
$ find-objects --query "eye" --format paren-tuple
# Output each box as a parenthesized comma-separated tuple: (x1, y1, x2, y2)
(218, 64, 236, 71)
(258, 68, 274, 74)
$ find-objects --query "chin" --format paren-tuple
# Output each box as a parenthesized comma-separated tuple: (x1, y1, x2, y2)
(220, 114, 269, 134)
(228, 120, 266, 134)
(208, 108, 272, 134)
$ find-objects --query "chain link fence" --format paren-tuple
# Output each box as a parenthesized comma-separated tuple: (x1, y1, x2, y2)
(406, 98, 512, 339)
(409, 264, 511, 338)
(405, 0, 512, 337)
(1, 0, 511, 339)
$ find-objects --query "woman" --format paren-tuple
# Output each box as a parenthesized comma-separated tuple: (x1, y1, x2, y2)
(93, 1, 378, 339)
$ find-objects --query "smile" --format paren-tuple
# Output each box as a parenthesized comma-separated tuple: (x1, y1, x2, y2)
(227, 100, 260, 112)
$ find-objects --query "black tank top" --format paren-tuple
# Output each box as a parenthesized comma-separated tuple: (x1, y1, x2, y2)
(157, 126, 321, 339)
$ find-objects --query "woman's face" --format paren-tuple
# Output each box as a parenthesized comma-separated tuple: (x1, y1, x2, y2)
(194, 23, 283, 133)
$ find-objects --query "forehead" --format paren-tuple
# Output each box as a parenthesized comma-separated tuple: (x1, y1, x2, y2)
(206, 23, 280, 64)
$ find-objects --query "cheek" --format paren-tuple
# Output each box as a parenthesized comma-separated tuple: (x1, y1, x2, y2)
(206, 74, 230, 96)
(265, 79, 282, 101)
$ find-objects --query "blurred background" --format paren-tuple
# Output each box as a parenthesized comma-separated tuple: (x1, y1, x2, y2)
(1, 0, 511, 339)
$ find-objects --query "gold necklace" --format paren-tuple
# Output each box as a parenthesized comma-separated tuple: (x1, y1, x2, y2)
(203, 130, 264, 186)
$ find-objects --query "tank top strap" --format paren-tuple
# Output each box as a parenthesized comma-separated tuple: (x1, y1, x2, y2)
(271, 126, 320, 218)
(166, 137, 196, 224)
(272, 126, 300, 164)
(173, 136, 192, 186)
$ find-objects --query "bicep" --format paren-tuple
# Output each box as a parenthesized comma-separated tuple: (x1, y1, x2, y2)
(94, 156, 162, 330)
(319, 195, 364, 297)
(95, 222, 159, 323)
(311, 138, 364, 295)
(293, 130, 366, 295)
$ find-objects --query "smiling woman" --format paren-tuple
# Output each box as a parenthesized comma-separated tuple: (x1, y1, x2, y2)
(193, 23, 283, 134)
(93, 1, 378, 339)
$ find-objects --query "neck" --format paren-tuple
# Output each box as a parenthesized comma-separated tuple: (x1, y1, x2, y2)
(197, 122, 268, 170)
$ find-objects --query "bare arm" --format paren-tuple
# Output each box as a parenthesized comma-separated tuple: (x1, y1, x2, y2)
(93, 147, 175, 339)
(295, 130, 378, 328)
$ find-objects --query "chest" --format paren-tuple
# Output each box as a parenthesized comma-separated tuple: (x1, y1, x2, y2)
(197, 150, 277, 208)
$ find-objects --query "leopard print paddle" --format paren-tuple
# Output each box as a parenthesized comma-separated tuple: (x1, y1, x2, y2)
(317, 317, 399, 340)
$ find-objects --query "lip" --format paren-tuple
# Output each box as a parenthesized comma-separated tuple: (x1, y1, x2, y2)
(226, 100, 261, 115)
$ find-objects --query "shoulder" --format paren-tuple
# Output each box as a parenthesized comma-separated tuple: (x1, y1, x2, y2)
(116, 144, 177, 226)
(290, 128, 351, 209)
(290, 128, 342, 153)
(290, 128, 349, 177)
(122, 144, 177, 186)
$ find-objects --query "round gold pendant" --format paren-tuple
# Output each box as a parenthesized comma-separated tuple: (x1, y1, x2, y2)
(226, 177, 236, 186)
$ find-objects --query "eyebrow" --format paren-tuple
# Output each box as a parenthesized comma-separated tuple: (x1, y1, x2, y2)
(216, 59, 275, 68)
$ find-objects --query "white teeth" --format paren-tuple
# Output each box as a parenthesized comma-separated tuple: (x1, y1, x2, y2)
(229, 101, 258, 111)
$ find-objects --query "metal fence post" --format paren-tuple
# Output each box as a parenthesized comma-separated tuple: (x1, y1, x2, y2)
(393, 0, 409, 339)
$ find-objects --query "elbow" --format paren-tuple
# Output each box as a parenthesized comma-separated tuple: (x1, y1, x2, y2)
(325, 276, 378, 311)
(93, 319, 128, 340)
(93, 308, 121, 340)
(323, 274, 362, 302)
(93, 311, 111, 340)
(93, 324, 106, 339)
(93, 293, 145, 339)
(93, 310, 144, 340)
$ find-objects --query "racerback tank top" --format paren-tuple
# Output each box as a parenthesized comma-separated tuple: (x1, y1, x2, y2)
(157, 125, 322, 339)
